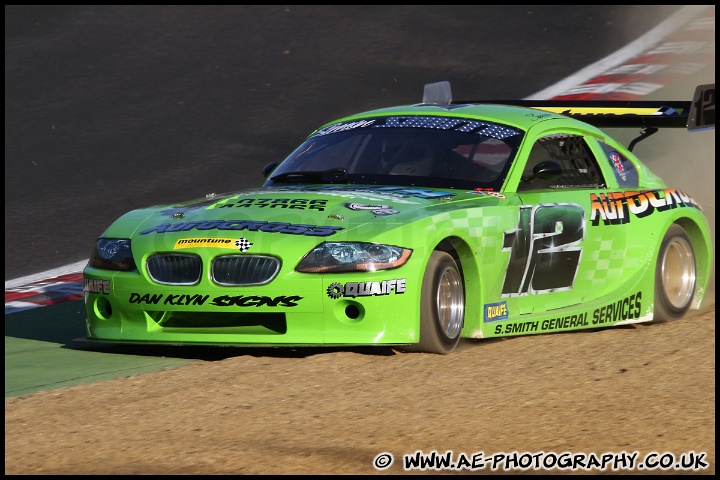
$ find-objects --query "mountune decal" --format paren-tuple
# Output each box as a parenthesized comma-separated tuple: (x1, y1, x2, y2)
(174, 237, 253, 251)
(492, 291, 643, 335)
(326, 279, 406, 299)
(345, 203, 399, 215)
(128, 292, 302, 307)
(140, 220, 343, 237)
(483, 301, 509, 322)
(218, 198, 328, 211)
(590, 189, 701, 226)
(174, 238, 234, 249)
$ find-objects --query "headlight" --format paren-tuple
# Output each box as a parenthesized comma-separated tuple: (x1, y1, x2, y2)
(89, 238, 136, 271)
(296, 242, 412, 273)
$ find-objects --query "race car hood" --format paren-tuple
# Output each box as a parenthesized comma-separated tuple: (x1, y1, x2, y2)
(104, 185, 506, 249)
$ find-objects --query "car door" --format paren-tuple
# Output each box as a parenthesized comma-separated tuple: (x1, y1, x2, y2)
(501, 129, 631, 316)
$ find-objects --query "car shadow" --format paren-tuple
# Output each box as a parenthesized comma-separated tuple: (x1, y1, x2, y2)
(70, 340, 399, 360)
(6, 299, 647, 362)
(5, 300, 398, 360)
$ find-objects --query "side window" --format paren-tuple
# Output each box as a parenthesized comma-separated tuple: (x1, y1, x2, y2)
(518, 134, 606, 191)
(519, 141, 558, 191)
(597, 141, 639, 187)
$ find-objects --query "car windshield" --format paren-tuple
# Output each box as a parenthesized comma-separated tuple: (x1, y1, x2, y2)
(263, 115, 524, 191)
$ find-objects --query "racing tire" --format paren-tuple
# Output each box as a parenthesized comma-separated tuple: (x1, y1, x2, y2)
(401, 251, 465, 354)
(653, 224, 696, 322)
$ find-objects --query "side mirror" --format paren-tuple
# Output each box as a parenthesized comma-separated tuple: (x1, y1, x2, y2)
(523, 160, 562, 183)
(262, 162, 278, 177)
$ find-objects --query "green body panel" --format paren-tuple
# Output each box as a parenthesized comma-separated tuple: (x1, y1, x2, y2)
(83, 101, 713, 348)
(84, 185, 711, 345)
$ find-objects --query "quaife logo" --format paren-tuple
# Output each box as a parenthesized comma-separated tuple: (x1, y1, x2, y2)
(327, 279, 406, 299)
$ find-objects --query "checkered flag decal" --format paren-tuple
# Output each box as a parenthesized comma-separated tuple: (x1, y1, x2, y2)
(234, 238, 253, 252)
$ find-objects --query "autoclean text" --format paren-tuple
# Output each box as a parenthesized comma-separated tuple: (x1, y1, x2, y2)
(590, 189, 701, 226)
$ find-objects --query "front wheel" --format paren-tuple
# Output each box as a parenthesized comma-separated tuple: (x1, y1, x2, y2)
(653, 224, 696, 322)
(401, 251, 465, 354)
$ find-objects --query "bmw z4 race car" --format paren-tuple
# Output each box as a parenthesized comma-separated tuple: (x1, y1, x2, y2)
(83, 82, 715, 354)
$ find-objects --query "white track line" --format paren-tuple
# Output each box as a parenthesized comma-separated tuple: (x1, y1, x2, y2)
(526, 5, 708, 99)
(5, 260, 88, 290)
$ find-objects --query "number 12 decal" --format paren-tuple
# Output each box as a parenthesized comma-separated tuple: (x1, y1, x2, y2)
(501, 203, 585, 297)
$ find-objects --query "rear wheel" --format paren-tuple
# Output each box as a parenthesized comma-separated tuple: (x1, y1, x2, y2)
(653, 224, 696, 322)
(401, 251, 465, 354)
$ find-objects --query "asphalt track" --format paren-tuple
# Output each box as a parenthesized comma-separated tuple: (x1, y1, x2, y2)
(4, 6, 715, 398)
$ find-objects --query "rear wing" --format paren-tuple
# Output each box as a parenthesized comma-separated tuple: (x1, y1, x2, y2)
(422, 82, 715, 131)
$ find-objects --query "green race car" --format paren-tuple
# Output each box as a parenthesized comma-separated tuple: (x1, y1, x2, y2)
(83, 82, 715, 354)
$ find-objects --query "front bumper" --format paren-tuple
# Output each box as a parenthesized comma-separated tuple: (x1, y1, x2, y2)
(83, 267, 420, 346)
